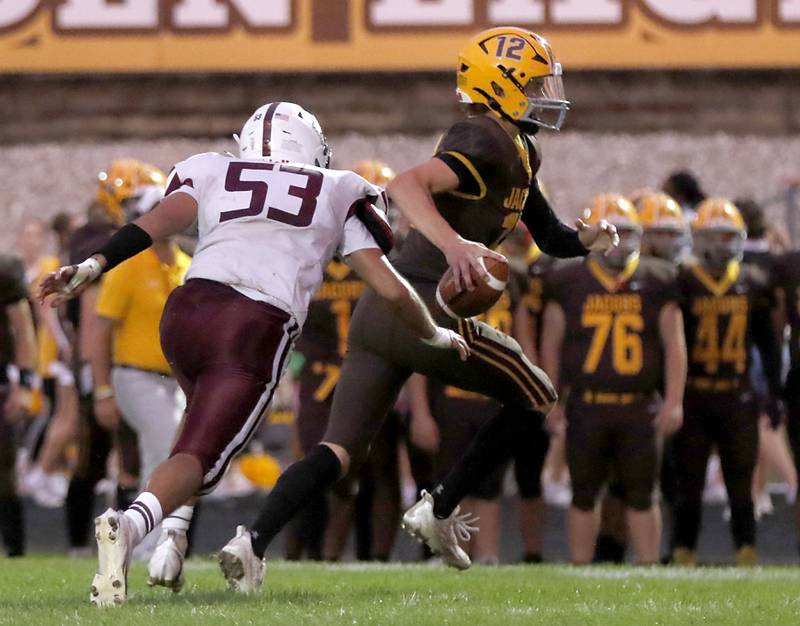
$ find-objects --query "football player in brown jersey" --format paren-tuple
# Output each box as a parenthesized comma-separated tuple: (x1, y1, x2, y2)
(238, 27, 618, 577)
(672, 199, 784, 566)
(541, 195, 686, 564)
(773, 243, 800, 556)
(0, 255, 38, 556)
(589, 191, 688, 563)
(636, 191, 688, 264)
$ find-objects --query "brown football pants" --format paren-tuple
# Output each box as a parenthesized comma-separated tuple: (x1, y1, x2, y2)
(323, 281, 556, 469)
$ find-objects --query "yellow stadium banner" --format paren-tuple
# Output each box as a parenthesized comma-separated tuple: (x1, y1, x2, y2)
(2, 0, 800, 73)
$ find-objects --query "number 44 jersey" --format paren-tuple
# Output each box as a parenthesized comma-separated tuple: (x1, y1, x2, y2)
(543, 255, 679, 394)
(164, 152, 387, 327)
(679, 260, 773, 385)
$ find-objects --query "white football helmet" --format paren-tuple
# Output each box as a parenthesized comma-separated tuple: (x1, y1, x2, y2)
(235, 102, 331, 168)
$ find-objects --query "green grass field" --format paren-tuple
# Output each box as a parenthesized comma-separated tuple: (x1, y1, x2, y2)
(2, 557, 800, 625)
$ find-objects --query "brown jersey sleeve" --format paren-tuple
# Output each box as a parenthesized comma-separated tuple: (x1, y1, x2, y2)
(521, 179, 588, 259)
(434, 118, 501, 199)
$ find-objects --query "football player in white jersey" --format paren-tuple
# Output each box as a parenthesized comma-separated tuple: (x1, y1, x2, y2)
(39, 102, 472, 607)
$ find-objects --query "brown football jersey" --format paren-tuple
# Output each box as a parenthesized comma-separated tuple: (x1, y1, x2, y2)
(296, 260, 366, 363)
(545, 255, 679, 394)
(0, 255, 29, 368)
(771, 251, 800, 369)
(392, 114, 540, 282)
(680, 260, 773, 383)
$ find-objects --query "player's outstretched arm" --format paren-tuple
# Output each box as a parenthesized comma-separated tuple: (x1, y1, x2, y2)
(386, 159, 504, 291)
(39, 192, 198, 306)
(522, 180, 619, 257)
(347, 248, 469, 360)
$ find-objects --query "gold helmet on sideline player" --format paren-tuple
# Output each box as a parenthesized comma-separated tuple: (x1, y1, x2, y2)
(353, 160, 395, 187)
(97, 159, 167, 226)
(634, 191, 686, 263)
(692, 198, 746, 272)
(582, 194, 641, 270)
(456, 27, 570, 132)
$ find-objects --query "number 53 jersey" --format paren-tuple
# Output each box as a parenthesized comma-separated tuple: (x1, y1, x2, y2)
(544, 255, 679, 394)
(164, 152, 386, 327)
(679, 260, 773, 387)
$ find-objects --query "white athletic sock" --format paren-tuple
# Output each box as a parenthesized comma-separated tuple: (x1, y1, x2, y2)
(162, 504, 194, 534)
(124, 492, 164, 545)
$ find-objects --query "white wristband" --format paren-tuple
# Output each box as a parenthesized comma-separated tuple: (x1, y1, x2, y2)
(65, 258, 102, 294)
(421, 326, 454, 349)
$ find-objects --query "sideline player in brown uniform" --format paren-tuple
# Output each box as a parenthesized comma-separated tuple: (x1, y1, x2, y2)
(541, 195, 686, 564)
(287, 160, 401, 563)
(0, 255, 38, 557)
(672, 199, 783, 566)
(773, 245, 800, 555)
(239, 28, 617, 577)
(591, 192, 688, 563)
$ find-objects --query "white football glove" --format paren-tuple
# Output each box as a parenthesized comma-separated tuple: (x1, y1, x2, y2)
(422, 327, 470, 360)
(65, 258, 102, 294)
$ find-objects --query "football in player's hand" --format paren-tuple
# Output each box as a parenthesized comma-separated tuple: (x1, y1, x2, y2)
(435, 257, 509, 319)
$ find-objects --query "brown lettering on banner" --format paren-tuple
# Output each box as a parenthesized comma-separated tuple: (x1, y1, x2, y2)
(3, 0, 800, 71)
(312, 0, 350, 41)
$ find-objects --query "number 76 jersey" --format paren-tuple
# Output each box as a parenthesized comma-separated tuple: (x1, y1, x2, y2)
(164, 152, 386, 328)
(543, 255, 679, 394)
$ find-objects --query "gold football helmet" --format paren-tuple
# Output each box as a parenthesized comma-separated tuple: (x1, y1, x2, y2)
(582, 194, 641, 230)
(583, 194, 640, 269)
(634, 192, 686, 262)
(692, 198, 746, 271)
(692, 198, 746, 233)
(636, 192, 685, 231)
(457, 27, 569, 132)
(353, 160, 395, 186)
(97, 159, 166, 225)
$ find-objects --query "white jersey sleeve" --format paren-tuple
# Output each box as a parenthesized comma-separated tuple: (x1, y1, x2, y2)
(334, 172, 386, 258)
(164, 152, 222, 205)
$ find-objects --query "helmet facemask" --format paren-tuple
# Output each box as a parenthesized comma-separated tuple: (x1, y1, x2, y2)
(518, 64, 569, 132)
(693, 230, 745, 274)
(642, 228, 685, 263)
